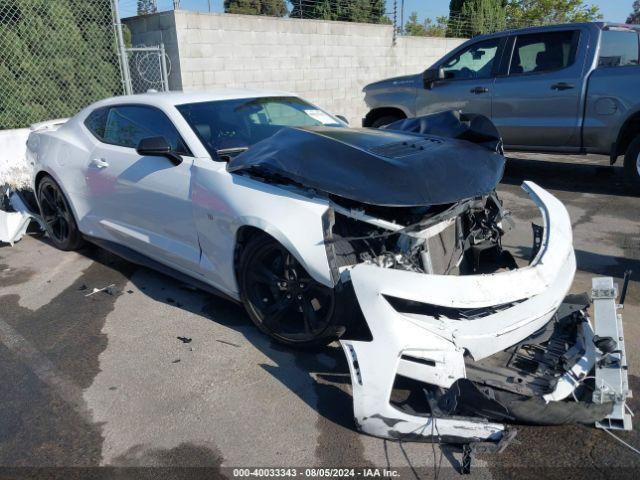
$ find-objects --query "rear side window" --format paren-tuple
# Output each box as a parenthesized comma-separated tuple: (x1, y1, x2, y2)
(101, 105, 190, 155)
(84, 107, 108, 139)
(598, 30, 639, 67)
(509, 31, 579, 75)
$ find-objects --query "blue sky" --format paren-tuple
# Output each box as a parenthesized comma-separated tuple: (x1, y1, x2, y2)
(119, 1, 633, 23)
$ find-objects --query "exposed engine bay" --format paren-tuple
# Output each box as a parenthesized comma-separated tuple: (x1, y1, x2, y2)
(327, 190, 514, 277)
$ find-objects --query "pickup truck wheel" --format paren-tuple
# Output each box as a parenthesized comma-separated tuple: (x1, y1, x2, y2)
(623, 136, 640, 188)
(370, 114, 403, 129)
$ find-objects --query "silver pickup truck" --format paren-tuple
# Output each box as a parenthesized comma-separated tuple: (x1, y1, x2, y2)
(363, 22, 640, 186)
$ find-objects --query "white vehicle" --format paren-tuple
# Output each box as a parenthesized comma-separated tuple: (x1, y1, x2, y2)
(26, 91, 631, 450)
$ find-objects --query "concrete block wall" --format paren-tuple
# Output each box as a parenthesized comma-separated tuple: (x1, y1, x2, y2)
(125, 11, 465, 125)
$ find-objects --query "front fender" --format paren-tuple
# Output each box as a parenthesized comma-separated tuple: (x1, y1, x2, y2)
(191, 162, 334, 298)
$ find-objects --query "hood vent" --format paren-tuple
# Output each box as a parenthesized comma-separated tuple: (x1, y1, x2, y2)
(368, 137, 443, 158)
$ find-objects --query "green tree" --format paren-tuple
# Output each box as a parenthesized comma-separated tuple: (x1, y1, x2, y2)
(404, 11, 427, 36)
(0, 0, 122, 129)
(628, 1, 640, 24)
(425, 16, 449, 37)
(506, 0, 602, 25)
(290, 0, 387, 23)
(404, 12, 448, 37)
(449, 0, 506, 37)
(224, 0, 288, 17)
(137, 0, 156, 16)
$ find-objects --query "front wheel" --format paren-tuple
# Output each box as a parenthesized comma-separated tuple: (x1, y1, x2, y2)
(37, 176, 84, 251)
(239, 234, 342, 347)
(623, 136, 640, 189)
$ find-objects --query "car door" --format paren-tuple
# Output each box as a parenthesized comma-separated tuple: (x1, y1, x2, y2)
(84, 104, 201, 273)
(492, 29, 584, 149)
(415, 36, 505, 118)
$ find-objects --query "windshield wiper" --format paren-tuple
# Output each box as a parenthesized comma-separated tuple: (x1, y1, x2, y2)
(216, 147, 249, 162)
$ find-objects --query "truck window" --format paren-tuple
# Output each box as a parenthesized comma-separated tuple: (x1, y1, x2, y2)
(598, 30, 639, 68)
(441, 38, 501, 80)
(509, 31, 578, 75)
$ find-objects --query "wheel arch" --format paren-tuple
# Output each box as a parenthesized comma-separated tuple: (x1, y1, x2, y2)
(233, 221, 335, 296)
(363, 107, 408, 127)
(614, 110, 640, 162)
(33, 169, 82, 226)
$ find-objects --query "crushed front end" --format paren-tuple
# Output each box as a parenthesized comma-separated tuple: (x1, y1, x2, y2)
(331, 182, 632, 444)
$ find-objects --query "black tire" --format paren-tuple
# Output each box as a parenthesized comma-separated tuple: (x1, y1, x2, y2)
(37, 176, 84, 251)
(239, 234, 344, 347)
(370, 114, 404, 129)
(624, 136, 640, 189)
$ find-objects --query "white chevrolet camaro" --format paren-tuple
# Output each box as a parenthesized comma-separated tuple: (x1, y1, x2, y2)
(26, 90, 630, 445)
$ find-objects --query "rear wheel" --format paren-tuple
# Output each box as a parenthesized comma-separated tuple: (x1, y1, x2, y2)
(623, 136, 640, 189)
(37, 176, 84, 251)
(239, 234, 340, 347)
(370, 114, 403, 129)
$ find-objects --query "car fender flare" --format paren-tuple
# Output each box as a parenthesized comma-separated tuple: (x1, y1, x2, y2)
(33, 168, 82, 224)
(234, 216, 335, 291)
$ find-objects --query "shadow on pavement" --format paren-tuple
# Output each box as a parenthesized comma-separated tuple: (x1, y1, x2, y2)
(503, 155, 638, 198)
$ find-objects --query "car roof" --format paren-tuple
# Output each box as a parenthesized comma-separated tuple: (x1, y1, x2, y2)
(88, 88, 298, 110)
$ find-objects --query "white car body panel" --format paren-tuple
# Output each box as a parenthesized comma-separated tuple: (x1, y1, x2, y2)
(28, 90, 334, 299)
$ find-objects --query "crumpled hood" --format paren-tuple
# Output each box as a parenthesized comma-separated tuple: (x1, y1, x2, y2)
(227, 111, 506, 207)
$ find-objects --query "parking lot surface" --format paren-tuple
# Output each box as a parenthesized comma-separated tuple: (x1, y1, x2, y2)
(1, 153, 639, 478)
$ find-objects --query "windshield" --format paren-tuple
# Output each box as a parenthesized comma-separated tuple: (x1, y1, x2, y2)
(176, 96, 344, 159)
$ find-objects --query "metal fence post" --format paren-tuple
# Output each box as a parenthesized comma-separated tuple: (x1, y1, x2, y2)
(159, 43, 169, 92)
(111, 0, 132, 95)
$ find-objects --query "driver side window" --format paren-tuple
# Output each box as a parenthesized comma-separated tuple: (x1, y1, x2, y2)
(102, 105, 190, 155)
(441, 38, 501, 80)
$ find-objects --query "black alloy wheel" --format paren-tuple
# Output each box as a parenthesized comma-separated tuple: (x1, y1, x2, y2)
(239, 235, 337, 347)
(37, 176, 84, 251)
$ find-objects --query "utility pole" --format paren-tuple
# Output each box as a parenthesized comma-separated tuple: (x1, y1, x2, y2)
(401, 0, 405, 35)
(111, 0, 132, 95)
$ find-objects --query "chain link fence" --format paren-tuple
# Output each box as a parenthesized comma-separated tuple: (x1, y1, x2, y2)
(0, 0, 125, 130)
(125, 45, 170, 94)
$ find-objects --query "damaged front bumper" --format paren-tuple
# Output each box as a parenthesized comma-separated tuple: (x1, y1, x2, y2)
(339, 182, 632, 443)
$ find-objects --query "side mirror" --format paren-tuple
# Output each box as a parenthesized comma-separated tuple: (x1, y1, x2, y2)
(423, 67, 445, 89)
(136, 136, 182, 165)
(335, 115, 349, 125)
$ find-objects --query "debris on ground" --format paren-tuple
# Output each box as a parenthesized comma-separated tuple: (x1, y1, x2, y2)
(0, 188, 41, 246)
(177, 336, 192, 344)
(216, 339, 240, 348)
(172, 359, 181, 364)
(84, 284, 118, 297)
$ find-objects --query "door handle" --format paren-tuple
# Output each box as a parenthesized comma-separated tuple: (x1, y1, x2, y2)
(91, 158, 109, 169)
(470, 86, 489, 94)
(551, 82, 575, 91)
